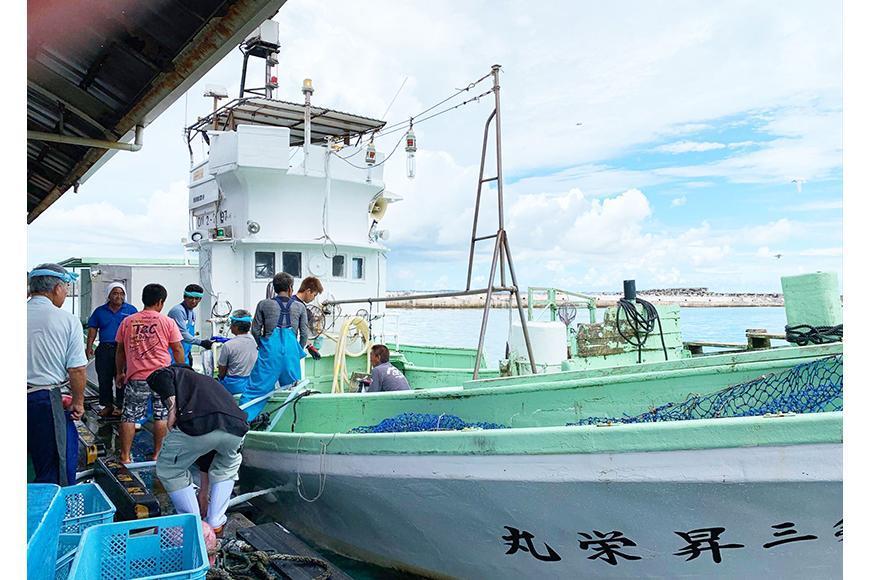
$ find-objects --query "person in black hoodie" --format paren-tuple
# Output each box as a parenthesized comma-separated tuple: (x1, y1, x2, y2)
(147, 365, 248, 533)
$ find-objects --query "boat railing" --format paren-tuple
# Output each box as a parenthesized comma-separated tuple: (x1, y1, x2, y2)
(526, 287, 598, 324)
(372, 311, 401, 351)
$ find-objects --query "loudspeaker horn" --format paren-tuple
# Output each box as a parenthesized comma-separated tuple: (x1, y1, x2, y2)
(369, 197, 388, 221)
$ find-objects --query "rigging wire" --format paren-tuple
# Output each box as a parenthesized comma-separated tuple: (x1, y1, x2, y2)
(381, 76, 409, 119)
(375, 70, 494, 136)
(333, 88, 494, 172)
(374, 88, 494, 141)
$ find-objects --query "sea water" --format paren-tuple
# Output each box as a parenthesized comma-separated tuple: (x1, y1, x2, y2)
(384, 306, 788, 368)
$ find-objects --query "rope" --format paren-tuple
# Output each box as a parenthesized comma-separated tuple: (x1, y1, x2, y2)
(615, 297, 669, 363)
(207, 538, 332, 580)
(328, 315, 372, 394)
(295, 433, 337, 503)
(785, 324, 843, 346)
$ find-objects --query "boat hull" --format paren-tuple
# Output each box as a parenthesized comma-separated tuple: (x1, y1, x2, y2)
(242, 442, 843, 579)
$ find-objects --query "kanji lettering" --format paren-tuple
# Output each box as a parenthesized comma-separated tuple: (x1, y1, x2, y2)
(502, 526, 562, 562)
(577, 530, 642, 566)
(673, 527, 744, 563)
(762, 522, 818, 549)
(834, 519, 843, 542)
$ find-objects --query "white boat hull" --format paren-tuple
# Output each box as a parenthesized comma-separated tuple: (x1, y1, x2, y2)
(242, 443, 843, 579)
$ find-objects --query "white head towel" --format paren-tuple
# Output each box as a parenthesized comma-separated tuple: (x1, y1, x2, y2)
(106, 282, 127, 300)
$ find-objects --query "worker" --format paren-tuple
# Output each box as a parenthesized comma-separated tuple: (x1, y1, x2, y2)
(290, 276, 324, 357)
(364, 344, 411, 392)
(217, 309, 258, 395)
(241, 272, 306, 421)
(115, 283, 185, 464)
(86, 282, 138, 418)
(167, 283, 213, 366)
(27, 263, 87, 485)
(147, 364, 248, 535)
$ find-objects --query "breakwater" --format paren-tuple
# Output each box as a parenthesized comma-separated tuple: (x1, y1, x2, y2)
(384, 288, 784, 309)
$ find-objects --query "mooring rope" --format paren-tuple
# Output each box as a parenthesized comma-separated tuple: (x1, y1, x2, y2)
(207, 538, 332, 580)
(295, 433, 337, 503)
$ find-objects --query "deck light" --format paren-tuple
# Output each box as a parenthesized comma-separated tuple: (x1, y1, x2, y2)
(405, 127, 417, 179)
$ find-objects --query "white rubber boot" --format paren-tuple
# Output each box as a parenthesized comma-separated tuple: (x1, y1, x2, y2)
(168, 484, 199, 516)
(206, 479, 235, 529)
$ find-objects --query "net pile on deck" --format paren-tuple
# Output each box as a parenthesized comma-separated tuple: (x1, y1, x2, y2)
(568, 354, 843, 426)
(351, 412, 505, 433)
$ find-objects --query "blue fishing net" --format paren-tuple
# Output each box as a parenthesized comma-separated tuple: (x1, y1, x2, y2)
(351, 412, 506, 433)
(349, 356, 842, 433)
(568, 354, 843, 426)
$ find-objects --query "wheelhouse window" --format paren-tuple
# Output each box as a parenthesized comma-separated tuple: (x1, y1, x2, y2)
(254, 251, 275, 279)
(332, 255, 346, 278)
(282, 251, 302, 278)
(352, 257, 365, 280)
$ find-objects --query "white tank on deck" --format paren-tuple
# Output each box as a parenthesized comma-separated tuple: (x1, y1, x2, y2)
(510, 320, 567, 369)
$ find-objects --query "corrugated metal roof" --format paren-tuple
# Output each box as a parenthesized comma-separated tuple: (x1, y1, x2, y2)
(187, 97, 387, 145)
(27, 0, 287, 223)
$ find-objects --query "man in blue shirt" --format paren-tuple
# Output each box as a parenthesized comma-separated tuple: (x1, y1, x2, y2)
(167, 284, 213, 366)
(86, 282, 137, 418)
(27, 263, 87, 485)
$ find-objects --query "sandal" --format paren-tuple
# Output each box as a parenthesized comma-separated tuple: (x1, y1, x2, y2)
(97, 406, 115, 418)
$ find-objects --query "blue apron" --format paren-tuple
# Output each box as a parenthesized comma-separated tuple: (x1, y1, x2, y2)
(167, 307, 196, 364)
(239, 298, 305, 421)
(182, 316, 195, 361)
(220, 374, 249, 396)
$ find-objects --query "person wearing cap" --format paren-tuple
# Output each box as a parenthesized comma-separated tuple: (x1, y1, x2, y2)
(85, 283, 138, 418)
(167, 284, 213, 366)
(147, 364, 249, 535)
(115, 283, 186, 464)
(217, 309, 258, 395)
(27, 263, 87, 485)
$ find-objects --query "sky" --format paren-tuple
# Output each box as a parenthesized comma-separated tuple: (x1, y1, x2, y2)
(26, 0, 844, 293)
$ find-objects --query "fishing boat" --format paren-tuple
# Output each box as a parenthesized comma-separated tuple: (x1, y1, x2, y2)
(67, 21, 842, 578)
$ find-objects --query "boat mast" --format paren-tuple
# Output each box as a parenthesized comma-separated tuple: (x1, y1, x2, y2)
(321, 65, 537, 378)
(465, 64, 536, 378)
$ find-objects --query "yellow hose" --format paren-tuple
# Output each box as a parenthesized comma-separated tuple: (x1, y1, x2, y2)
(329, 316, 371, 394)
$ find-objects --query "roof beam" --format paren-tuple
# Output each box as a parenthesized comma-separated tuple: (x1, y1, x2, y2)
(27, 81, 117, 139)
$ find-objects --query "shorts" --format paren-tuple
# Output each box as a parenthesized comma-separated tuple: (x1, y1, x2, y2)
(122, 379, 167, 423)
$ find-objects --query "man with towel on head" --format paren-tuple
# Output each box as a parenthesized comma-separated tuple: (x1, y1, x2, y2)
(167, 284, 213, 366)
(86, 282, 137, 418)
(27, 263, 87, 485)
(217, 309, 258, 395)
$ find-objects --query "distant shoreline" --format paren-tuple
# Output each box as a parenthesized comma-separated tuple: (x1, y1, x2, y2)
(384, 290, 784, 309)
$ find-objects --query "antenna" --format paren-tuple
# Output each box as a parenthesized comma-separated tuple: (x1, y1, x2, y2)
(239, 20, 280, 99)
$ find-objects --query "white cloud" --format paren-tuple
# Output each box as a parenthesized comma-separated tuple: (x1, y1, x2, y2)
(28, 182, 189, 265)
(784, 200, 843, 212)
(671, 196, 688, 207)
(656, 141, 726, 153)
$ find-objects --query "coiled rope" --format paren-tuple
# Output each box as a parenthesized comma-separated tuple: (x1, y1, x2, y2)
(615, 297, 669, 363)
(785, 324, 843, 346)
(207, 539, 332, 580)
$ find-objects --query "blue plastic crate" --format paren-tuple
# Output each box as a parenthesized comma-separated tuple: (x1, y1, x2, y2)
(28, 484, 65, 580)
(55, 483, 117, 572)
(55, 545, 76, 580)
(59, 482, 116, 534)
(68, 514, 209, 580)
